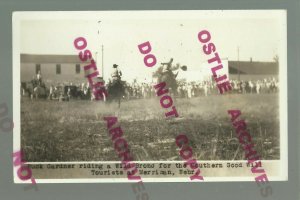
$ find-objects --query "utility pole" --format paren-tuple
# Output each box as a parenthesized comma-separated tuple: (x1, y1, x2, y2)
(101, 45, 104, 80)
(237, 46, 240, 81)
(97, 20, 104, 80)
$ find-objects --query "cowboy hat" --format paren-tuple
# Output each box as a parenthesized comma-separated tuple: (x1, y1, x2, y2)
(180, 65, 187, 71)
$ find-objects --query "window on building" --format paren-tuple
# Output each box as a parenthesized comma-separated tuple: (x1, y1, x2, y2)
(36, 64, 41, 74)
(56, 64, 61, 74)
(76, 64, 80, 74)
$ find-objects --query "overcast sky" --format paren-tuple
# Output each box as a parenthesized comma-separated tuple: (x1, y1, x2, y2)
(19, 11, 286, 82)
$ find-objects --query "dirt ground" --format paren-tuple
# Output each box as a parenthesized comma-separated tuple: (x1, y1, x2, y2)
(20, 93, 280, 162)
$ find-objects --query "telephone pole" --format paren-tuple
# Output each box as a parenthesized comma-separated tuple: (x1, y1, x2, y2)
(97, 20, 104, 80)
(101, 45, 104, 79)
(237, 46, 240, 81)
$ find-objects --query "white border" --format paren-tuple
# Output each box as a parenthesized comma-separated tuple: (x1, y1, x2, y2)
(13, 10, 288, 183)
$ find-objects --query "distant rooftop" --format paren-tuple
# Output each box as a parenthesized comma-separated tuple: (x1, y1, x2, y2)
(228, 61, 278, 75)
(21, 54, 90, 64)
(20, 54, 279, 75)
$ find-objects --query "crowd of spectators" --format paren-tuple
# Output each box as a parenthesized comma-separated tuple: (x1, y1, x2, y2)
(122, 77, 279, 99)
(23, 77, 279, 101)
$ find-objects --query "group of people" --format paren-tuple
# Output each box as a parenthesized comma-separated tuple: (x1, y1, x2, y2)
(176, 77, 279, 98)
(40, 77, 278, 101)
(23, 64, 279, 101)
(121, 77, 279, 99)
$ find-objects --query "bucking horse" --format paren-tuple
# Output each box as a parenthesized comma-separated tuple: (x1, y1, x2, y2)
(153, 59, 187, 96)
(106, 80, 126, 108)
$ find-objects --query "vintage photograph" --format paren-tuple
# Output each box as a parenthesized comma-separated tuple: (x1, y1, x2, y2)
(13, 10, 287, 182)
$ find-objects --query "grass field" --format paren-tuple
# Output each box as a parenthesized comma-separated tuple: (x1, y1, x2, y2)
(21, 93, 280, 162)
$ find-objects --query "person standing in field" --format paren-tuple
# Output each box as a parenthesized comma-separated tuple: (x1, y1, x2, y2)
(204, 82, 208, 96)
(67, 87, 71, 100)
(241, 81, 246, 94)
(187, 83, 192, 98)
(249, 80, 254, 94)
(256, 81, 261, 94)
(48, 85, 53, 100)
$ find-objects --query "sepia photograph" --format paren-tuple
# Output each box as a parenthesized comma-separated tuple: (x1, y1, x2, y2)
(13, 10, 287, 182)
